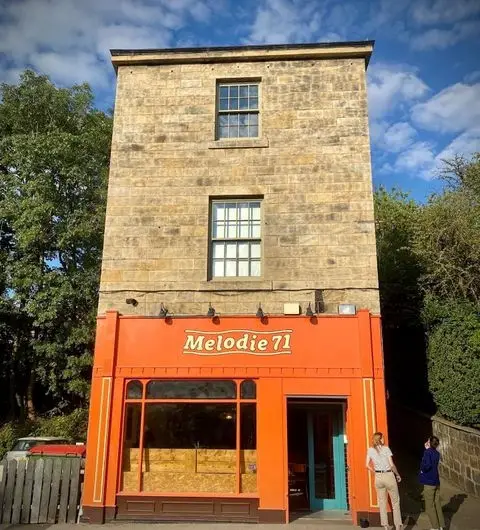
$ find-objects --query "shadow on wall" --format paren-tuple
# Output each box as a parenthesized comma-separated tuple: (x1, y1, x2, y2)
(387, 402, 470, 530)
(387, 400, 433, 456)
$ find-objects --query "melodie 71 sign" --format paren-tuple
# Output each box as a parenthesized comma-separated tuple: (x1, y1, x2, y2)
(183, 329, 293, 356)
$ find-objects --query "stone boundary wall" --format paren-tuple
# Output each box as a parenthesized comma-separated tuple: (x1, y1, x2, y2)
(432, 416, 480, 498)
(388, 401, 480, 498)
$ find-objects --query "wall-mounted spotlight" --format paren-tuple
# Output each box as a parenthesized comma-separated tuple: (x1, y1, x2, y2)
(305, 303, 315, 317)
(338, 303, 356, 315)
(207, 304, 216, 317)
(159, 303, 168, 317)
(126, 298, 138, 307)
(256, 303, 264, 319)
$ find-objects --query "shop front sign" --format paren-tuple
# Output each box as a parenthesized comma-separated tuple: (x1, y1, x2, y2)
(183, 329, 292, 356)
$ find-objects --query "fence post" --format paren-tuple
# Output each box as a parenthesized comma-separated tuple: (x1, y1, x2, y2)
(0, 459, 7, 520)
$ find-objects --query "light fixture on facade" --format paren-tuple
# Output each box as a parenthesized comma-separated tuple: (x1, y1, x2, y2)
(207, 304, 216, 317)
(338, 303, 356, 315)
(125, 298, 138, 307)
(256, 303, 264, 319)
(159, 303, 168, 317)
(305, 303, 315, 317)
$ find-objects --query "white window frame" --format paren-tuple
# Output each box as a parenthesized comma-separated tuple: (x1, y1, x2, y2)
(216, 82, 260, 140)
(209, 199, 262, 279)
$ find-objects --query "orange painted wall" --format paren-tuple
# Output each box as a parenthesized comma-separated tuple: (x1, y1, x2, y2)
(83, 310, 388, 524)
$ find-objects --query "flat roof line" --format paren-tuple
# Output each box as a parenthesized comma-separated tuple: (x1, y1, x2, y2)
(110, 40, 375, 56)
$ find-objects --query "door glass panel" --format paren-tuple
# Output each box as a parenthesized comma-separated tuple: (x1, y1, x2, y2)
(312, 412, 335, 500)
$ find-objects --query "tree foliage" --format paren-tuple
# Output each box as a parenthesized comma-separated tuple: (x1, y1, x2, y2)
(0, 71, 112, 421)
(423, 296, 480, 427)
(414, 154, 480, 305)
(375, 153, 480, 426)
(374, 188, 430, 408)
(0, 408, 89, 459)
(375, 188, 423, 329)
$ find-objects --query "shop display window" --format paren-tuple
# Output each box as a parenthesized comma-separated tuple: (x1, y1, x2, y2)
(120, 379, 257, 495)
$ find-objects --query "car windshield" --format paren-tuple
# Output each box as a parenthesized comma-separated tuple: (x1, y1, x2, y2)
(11, 440, 40, 451)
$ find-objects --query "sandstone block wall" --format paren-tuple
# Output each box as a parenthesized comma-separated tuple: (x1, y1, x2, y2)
(99, 54, 379, 316)
(433, 417, 480, 498)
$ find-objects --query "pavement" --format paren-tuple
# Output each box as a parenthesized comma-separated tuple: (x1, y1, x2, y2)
(393, 450, 480, 530)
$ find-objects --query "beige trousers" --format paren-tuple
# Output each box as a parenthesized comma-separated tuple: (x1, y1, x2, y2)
(423, 484, 445, 529)
(375, 471, 402, 528)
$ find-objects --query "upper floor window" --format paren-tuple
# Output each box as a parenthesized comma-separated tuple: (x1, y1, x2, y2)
(217, 82, 259, 139)
(210, 199, 262, 278)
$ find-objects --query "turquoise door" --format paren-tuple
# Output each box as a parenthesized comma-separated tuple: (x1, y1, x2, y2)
(307, 406, 347, 511)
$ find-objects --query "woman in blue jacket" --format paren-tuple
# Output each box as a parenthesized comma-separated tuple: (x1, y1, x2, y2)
(419, 436, 445, 530)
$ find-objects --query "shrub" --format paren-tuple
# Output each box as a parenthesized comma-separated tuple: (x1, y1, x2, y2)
(0, 408, 89, 460)
(0, 421, 33, 460)
(424, 296, 480, 427)
(32, 408, 89, 442)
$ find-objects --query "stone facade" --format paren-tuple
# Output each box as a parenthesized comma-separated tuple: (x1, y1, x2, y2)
(433, 417, 480, 498)
(99, 43, 379, 316)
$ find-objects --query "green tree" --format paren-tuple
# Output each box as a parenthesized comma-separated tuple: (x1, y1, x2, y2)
(375, 188, 423, 329)
(0, 70, 112, 420)
(414, 154, 480, 426)
(374, 188, 429, 407)
(414, 154, 480, 305)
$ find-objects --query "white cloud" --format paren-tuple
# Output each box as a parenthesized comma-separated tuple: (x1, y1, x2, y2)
(411, 82, 480, 133)
(367, 63, 429, 120)
(394, 141, 436, 172)
(363, 0, 412, 34)
(410, 20, 480, 50)
(96, 24, 170, 58)
(383, 122, 417, 152)
(0, 0, 217, 89)
(247, 0, 324, 44)
(29, 51, 110, 88)
(386, 130, 480, 180)
(436, 128, 480, 161)
(411, 0, 480, 25)
(370, 120, 388, 146)
(464, 71, 480, 83)
(386, 82, 480, 179)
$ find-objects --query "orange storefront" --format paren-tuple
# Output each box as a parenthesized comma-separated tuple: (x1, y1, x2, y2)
(82, 309, 388, 525)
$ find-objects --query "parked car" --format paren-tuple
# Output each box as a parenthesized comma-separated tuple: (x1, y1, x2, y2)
(5, 437, 69, 461)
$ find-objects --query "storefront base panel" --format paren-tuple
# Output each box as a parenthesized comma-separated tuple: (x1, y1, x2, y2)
(81, 506, 116, 524)
(114, 495, 260, 523)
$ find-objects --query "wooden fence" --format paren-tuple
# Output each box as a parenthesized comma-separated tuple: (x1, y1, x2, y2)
(0, 457, 83, 524)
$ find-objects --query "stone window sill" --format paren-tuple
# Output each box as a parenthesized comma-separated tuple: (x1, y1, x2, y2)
(208, 138, 269, 149)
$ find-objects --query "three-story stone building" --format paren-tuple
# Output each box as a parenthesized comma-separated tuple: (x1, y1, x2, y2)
(83, 41, 389, 526)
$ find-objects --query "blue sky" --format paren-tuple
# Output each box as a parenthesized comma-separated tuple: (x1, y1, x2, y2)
(1, 0, 479, 201)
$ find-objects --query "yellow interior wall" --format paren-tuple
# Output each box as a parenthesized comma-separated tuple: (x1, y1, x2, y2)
(121, 448, 257, 493)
